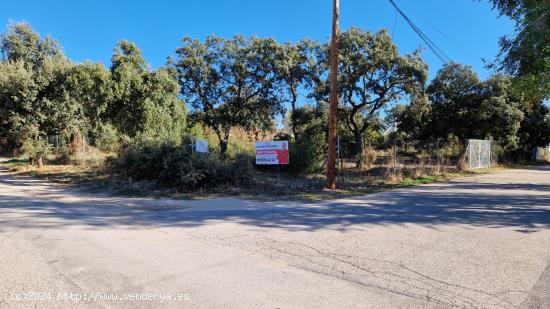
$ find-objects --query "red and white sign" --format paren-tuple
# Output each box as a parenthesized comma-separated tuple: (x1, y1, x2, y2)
(255, 141, 289, 165)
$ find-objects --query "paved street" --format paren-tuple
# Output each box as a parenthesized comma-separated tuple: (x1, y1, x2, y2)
(0, 165, 549, 308)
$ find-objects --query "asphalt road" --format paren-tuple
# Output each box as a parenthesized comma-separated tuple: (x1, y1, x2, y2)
(0, 164, 549, 308)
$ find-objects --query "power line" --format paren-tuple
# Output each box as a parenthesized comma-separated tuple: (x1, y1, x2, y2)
(398, 2, 475, 57)
(388, 0, 452, 64)
(391, 8, 398, 38)
(388, 0, 450, 63)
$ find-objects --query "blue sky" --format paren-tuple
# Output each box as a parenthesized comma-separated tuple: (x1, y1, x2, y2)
(2, 0, 513, 80)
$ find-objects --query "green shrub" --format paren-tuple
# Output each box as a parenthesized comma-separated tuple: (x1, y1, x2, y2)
(287, 104, 327, 174)
(108, 138, 254, 191)
(288, 138, 325, 174)
(94, 123, 120, 152)
(54, 146, 72, 165)
(109, 139, 177, 181)
(229, 153, 255, 186)
(21, 139, 53, 167)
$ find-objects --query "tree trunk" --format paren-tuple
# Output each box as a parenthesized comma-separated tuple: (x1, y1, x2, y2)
(29, 156, 44, 168)
(354, 132, 366, 169)
(213, 128, 230, 158)
(292, 126, 299, 142)
(355, 133, 365, 155)
(290, 89, 299, 141)
(219, 139, 228, 157)
(69, 130, 84, 155)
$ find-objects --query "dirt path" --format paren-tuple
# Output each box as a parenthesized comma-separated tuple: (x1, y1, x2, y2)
(0, 165, 549, 308)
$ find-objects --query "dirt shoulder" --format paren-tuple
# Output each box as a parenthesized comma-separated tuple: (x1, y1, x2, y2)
(0, 157, 512, 202)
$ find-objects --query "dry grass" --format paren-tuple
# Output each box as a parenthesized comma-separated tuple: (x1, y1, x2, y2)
(0, 156, 507, 202)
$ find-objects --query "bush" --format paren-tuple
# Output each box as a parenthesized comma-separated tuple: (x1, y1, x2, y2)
(54, 146, 72, 165)
(288, 138, 325, 174)
(21, 139, 53, 167)
(229, 153, 255, 186)
(287, 103, 327, 174)
(109, 139, 177, 181)
(108, 139, 254, 191)
(94, 123, 120, 152)
(51, 146, 106, 167)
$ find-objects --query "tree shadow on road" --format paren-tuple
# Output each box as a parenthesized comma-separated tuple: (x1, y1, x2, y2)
(1, 166, 550, 233)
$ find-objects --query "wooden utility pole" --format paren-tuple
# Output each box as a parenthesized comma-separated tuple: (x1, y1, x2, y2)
(327, 0, 339, 190)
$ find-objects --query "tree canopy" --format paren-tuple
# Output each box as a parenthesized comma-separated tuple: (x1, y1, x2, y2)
(175, 35, 283, 155)
(0, 20, 547, 165)
(316, 28, 428, 155)
(271, 39, 318, 139)
(397, 63, 527, 151)
(0, 22, 71, 158)
(488, 0, 550, 100)
(0, 23, 186, 163)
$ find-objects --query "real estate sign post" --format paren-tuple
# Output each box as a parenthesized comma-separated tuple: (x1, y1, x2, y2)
(255, 141, 289, 165)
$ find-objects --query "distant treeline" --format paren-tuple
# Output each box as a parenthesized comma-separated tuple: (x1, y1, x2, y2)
(0, 21, 548, 167)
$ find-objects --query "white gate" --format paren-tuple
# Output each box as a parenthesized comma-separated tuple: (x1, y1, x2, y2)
(467, 139, 492, 169)
(535, 146, 550, 162)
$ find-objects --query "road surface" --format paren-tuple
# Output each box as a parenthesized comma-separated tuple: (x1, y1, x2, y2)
(0, 163, 549, 308)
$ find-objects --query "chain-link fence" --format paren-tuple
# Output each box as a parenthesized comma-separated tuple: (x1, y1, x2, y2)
(465, 139, 495, 169)
(534, 146, 550, 162)
(334, 138, 496, 189)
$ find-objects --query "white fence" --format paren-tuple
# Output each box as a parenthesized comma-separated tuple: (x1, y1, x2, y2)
(466, 139, 493, 169)
(535, 146, 550, 162)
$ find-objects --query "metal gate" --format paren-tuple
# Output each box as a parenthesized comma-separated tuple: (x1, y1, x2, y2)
(467, 139, 492, 169)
